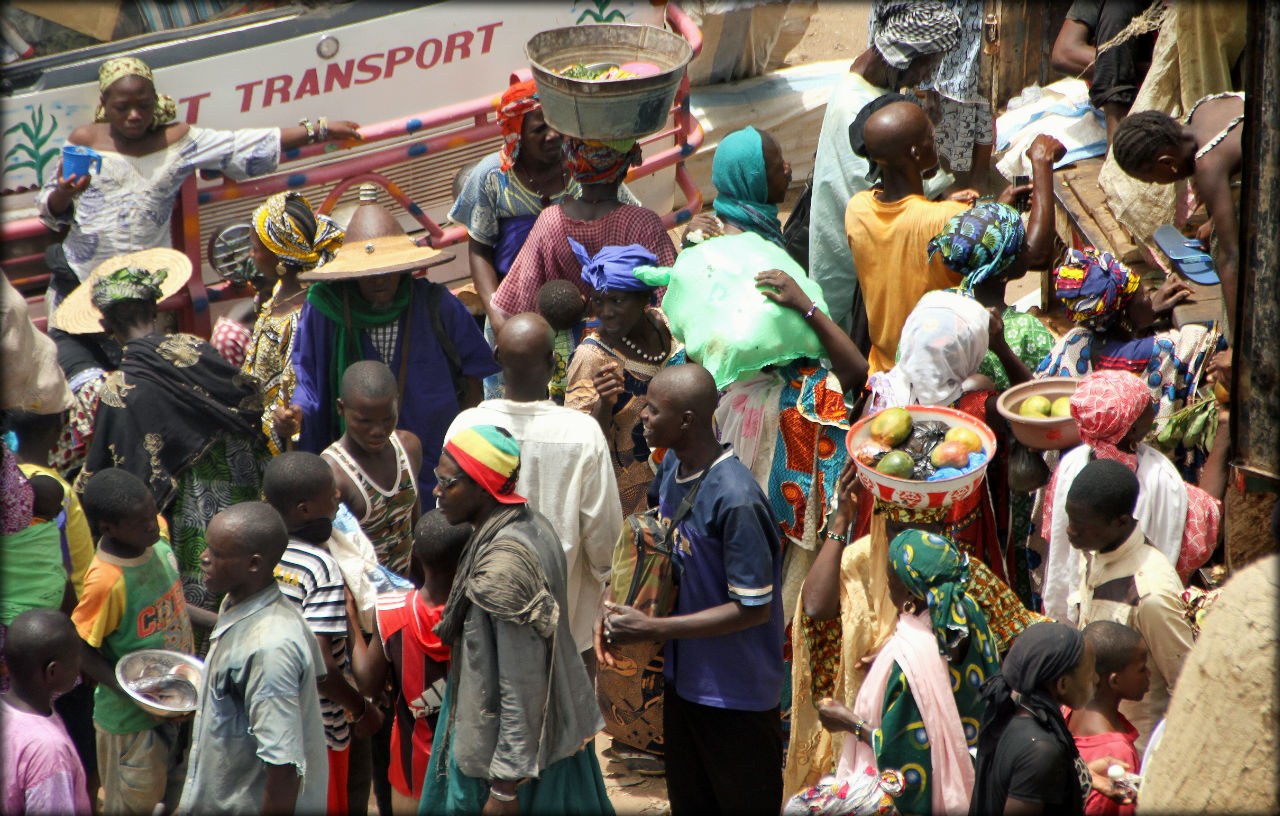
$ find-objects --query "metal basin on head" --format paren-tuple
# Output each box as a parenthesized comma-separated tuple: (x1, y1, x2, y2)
(526, 24, 693, 141)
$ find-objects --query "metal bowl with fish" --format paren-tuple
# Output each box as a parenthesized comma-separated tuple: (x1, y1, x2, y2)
(115, 649, 203, 718)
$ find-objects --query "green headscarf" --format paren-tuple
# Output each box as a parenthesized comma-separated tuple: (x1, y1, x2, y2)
(889, 529, 997, 672)
(711, 126, 785, 247)
(305, 275, 412, 433)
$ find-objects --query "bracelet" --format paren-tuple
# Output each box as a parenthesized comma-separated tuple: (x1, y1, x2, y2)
(854, 719, 864, 741)
(489, 789, 517, 803)
(802, 302, 818, 320)
(299, 117, 316, 144)
(825, 530, 848, 543)
(317, 116, 329, 142)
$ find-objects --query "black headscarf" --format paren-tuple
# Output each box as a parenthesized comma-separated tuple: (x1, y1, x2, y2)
(972, 621, 1089, 813)
(848, 91, 919, 184)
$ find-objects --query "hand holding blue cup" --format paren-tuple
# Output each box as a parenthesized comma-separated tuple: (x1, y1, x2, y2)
(61, 144, 102, 181)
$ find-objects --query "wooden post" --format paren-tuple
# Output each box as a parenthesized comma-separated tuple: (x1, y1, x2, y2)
(1224, 0, 1280, 567)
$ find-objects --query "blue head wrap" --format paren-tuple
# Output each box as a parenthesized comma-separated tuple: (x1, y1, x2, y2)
(569, 237, 656, 293)
(711, 126, 786, 247)
(927, 202, 1027, 290)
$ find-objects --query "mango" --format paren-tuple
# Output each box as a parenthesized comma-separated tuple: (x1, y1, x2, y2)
(1050, 396, 1072, 417)
(1019, 395, 1052, 418)
(930, 440, 971, 469)
(876, 450, 916, 479)
(870, 407, 913, 447)
(944, 426, 983, 454)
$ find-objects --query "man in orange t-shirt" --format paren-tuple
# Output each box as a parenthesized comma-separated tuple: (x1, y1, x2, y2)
(845, 101, 1024, 373)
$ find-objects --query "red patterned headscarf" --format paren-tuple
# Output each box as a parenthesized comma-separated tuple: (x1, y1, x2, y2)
(498, 80, 540, 172)
(1069, 370, 1152, 470)
(562, 136, 641, 186)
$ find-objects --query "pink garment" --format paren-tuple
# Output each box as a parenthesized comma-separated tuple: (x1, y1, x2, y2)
(1070, 370, 1151, 470)
(211, 316, 252, 368)
(490, 204, 676, 318)
(1, 699, 91, 815)
(1176, 483, 1220, 579)
(837, 610, 975, 815)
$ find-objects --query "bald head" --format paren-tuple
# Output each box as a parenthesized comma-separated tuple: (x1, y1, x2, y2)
(4, 608, 80, 679)
(497, 313, 555, 362)
(651, 363, 719, 422)
(209, 502, 288, 564)
(496, 312, 556, 399)
(862, 101, 934, 167)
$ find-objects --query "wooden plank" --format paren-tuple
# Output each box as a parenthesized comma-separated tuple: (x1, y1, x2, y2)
(1171, 277, 1225, 328)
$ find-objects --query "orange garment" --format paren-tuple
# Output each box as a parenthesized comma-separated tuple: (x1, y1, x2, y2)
(844, 192, 967, 372)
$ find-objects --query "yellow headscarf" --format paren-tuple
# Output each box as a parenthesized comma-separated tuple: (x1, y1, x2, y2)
(93, 57, 178, 127)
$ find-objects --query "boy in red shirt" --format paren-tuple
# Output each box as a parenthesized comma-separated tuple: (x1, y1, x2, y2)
(1068, 620, 1150, 815)
(350, 509, 468, 812)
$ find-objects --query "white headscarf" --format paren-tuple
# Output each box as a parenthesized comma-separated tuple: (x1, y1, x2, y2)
(867, 289, 990, 411)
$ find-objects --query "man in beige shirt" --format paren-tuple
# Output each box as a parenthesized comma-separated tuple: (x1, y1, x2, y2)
(1065, 459, 1195, 753)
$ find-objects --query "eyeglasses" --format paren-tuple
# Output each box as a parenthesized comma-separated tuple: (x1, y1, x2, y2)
(434, 470, 464, 490)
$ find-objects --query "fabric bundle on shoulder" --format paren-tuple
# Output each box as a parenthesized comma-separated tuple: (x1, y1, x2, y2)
(634, 232, 828, 389)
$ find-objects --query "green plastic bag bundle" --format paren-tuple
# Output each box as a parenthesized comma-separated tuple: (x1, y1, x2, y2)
(634, 232, 828, 389)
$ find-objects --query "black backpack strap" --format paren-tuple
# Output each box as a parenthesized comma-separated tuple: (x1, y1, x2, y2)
(425, 282, 467, 405)
(663, 459, 714, 554)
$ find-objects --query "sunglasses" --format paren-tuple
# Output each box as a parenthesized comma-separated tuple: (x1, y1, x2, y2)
(434, 469, 464, 490)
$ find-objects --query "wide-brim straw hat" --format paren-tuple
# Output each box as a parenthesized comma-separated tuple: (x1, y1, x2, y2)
(299, 183, 451, 283)
(53, 248, 193, 335)
(298, 233, 450, 282)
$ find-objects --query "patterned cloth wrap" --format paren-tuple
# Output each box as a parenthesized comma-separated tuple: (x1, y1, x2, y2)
(1054, 247, 1141, 329)
(497, 79, 540, 172)
(93, 56, 177, 126)
(1068, 369, 1151, 469)
(251, 191, 344, 270)
(889, 529, 991, 656)
(570, 237, 656, 293)
(927, 202, 1026, 290)
(562, 136, 641, 186)
(90, 266, 166, 311)
(869, 0, 962, 69)
(783, 769, 906, 816)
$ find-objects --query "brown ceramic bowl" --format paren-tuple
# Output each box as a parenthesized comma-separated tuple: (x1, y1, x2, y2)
(996, 377, 1081, 450)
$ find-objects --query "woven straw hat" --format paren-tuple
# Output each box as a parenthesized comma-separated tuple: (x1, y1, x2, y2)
(53, 248, 193, 335)
(299, 184, 450, 282)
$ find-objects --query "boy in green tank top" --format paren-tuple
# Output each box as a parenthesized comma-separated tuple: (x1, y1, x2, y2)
(72, 469, 204, 815)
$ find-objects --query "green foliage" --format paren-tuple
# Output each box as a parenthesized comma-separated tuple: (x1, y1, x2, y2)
(4, 106, 61, 186)
(574, 0, 626, 24)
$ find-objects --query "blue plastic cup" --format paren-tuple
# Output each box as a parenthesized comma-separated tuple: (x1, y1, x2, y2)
(61, 144, 102, 179)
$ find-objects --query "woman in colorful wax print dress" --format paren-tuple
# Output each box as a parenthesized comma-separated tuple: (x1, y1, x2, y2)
(37, 55, 358, 315)
(566, 242, 682, 518)
(57, 250, 267, 647)
(785, 457, 1045, 796)
(1037, 248, 1221, 433)
(814, 528, 1001, 816)
(241, 191, 344, 455)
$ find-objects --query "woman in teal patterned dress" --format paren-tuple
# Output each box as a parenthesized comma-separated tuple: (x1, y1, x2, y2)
(816, 529, 1000, 816)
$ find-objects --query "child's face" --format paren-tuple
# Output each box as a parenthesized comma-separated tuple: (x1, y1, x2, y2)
(338, 392, 399, 454)
(102, 494, 161, 552)
(1110, 642, 1151, 702)
(1057, 640, 1098, 711)
(1064, 501, 1130, 552)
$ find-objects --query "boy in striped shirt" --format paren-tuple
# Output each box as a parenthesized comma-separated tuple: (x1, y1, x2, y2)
(263, 452, 384, 814)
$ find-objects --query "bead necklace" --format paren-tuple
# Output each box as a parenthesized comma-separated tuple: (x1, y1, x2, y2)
(618, 318, 667, 363)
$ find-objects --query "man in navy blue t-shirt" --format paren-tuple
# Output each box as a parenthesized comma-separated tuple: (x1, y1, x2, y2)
(602, 363, 784, 815)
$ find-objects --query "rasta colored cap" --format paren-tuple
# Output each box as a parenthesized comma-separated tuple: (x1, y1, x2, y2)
(443, 424, 526, 504)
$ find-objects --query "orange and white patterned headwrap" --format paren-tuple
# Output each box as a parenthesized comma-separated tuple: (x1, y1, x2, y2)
(497, 80, 540, 172)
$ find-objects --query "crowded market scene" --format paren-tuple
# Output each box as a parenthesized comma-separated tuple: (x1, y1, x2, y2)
(0, 0, 1276, 814)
